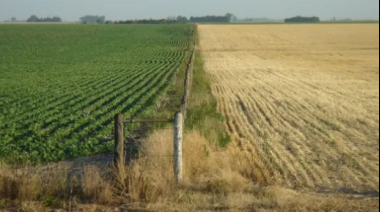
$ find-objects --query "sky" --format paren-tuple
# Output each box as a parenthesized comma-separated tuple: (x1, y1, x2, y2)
(0, 0, 379, 22)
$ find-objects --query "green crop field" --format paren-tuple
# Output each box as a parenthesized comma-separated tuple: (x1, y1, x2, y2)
(0, 24, 192, 163)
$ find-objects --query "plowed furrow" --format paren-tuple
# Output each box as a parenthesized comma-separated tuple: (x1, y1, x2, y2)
(199, 24, 380, 193)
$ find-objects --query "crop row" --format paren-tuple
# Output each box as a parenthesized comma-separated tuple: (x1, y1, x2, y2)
(0, 24, 192, 163)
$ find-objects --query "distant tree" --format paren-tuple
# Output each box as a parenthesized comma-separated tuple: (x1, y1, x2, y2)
(225, 13, 235, 22)
(189, 14, 232, 23)
(167, 16, 176, 21)
(55, 16, 62, 22)
(285, 16, 320, 23)
(176, 16, 188, 23)
(27, 15, 39, 22)
(11, 17, 17, 22)
(80, 15, 105, 23)
(48, 16, 62, 22)
(230, 14, 238, 22)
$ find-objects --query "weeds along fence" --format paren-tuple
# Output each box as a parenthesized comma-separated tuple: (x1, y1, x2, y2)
(113, 43, 196, 185)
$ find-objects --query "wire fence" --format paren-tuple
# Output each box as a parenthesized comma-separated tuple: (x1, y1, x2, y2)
(112, 26, 197, 184)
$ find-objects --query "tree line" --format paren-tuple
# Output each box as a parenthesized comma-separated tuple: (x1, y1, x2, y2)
(112, 14, 235, 24)
(18, 14, 324, 24)
(80, 15, 106, 24)
(27, 15, 62, 22)
(285, 16, 320, 23)
(189, 13, 234, 23)
(16, 13, 237, 24)
(113, 16, 188, 25)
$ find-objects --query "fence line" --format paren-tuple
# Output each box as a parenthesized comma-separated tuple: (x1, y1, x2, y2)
(124, 118, 174, 124)
(180, 46, 196, 119)
(113, 31, 197, 184)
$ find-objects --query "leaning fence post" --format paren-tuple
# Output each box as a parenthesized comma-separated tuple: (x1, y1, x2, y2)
(114, 114, 125, 170)
(174, 112, 184, 185)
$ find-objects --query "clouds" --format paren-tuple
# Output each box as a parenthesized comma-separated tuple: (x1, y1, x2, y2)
(0, 0, 379, 21)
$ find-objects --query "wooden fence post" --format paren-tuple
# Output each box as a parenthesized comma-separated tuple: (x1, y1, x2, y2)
(114, 114, 125, 170)
(174, 112, 184, 185)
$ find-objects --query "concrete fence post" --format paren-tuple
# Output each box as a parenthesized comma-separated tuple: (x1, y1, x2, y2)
(174, 112, 184, 185)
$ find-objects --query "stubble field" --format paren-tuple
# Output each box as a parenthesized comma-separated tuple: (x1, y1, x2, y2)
(198, 24, 379, 194)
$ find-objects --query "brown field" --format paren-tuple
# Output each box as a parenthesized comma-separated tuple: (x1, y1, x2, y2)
(198, 24, 380, 194)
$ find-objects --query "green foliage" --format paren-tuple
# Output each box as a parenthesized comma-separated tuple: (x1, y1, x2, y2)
(41, 195, 63, 207)
(0, 200, 6, 209)
(0, 24, 192, 163)
(186, 45, 231, 148)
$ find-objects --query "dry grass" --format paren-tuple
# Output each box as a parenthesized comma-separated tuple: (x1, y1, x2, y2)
(198, 24, 379, 194)
(1, 129, 379, 211)
(109, 129, 252, 203)
(19, 202, 48, 212)
(112, 130, 379, 212)
(0, 162, 114, 209)
(0, 130, 252, 210)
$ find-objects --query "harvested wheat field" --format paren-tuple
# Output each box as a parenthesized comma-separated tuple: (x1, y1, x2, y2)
(198, 24, 380, 194)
